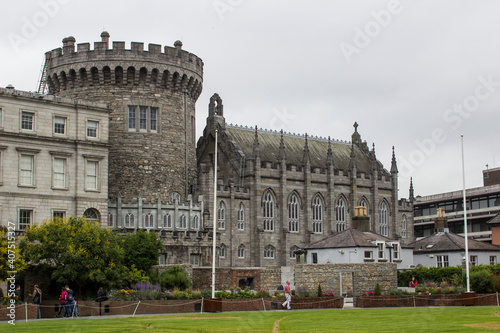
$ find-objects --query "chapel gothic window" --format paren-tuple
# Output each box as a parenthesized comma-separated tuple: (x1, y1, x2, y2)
(237, 202, 245, 230)
(312, 195, 323, 234)
(124, 213, 135, 228)
(264, 245, 275, 259)
(401, 215, 407, 238)
(218, 201, 226, 230)
(263, 191, 275, 231)
(238, 244, 245, 258)
(380, 202, 388, 236)
(288, 193, 299, 232)
(336, 197, 346, 232)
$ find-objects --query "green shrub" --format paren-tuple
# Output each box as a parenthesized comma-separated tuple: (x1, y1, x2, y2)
(374, 283, 381, 296)
(159, 265, 190, 290)
(470, 269, 493, 293)
(317, 284, 323, 297)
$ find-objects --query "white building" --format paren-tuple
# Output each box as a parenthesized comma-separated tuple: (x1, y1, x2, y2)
(0, 87, 111, 229)
(412, 231, 500, 267)
(301, 228, 414, 270)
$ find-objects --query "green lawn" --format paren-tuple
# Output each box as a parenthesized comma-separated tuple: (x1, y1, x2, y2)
(2, 307, 500, 332)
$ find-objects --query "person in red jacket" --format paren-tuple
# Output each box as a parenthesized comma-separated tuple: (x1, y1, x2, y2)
(56, 287, 70, 317)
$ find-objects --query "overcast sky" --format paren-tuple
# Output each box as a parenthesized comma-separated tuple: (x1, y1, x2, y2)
(1, 0, 499, 198)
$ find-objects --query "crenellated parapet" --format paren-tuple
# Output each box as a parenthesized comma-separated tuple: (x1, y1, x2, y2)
(44, 32, 203, 100)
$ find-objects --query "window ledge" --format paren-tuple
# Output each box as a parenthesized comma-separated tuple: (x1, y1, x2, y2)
(364, 259, 375, 262)
(378, 259, 388, 262)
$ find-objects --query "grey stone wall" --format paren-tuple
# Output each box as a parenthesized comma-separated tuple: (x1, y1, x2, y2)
(294, 263, 397, 296)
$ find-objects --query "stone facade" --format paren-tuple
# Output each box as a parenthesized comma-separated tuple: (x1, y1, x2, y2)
(0, 87, 110, 229)
(294, 263, 397, 297)
(44, 32, 203, 203)
(196, 94, 414, 269)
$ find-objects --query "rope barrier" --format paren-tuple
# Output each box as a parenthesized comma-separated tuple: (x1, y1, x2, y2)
(132, 301, 140, 317)
(262, 298, 266, 311)
(140, 299, 200, 307)
(201, 297, 204, 313)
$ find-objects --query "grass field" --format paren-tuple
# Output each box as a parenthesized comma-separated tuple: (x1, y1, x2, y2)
(2, 307, 500, 332)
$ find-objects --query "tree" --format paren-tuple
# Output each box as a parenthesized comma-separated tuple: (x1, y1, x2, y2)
(0, 228, 27, 281)
(19, 217, 147, 294)
(122, 230, 163, 272)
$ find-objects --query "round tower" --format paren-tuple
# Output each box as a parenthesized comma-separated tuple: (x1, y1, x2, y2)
(44, 32, 203, 202)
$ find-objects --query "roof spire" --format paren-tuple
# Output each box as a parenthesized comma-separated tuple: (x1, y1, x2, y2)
(409, 177, 414, 201)
(326, 136, 334, 166)
(390, 146, 398, 173)
(303, 133, 310, 164)
(253, 125, 260, 158)
(278, 129, 285, 160)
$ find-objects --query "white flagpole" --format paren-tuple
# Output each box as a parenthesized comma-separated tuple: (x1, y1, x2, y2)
(212, 129, 218, 299)
(461, 134, 470, 292)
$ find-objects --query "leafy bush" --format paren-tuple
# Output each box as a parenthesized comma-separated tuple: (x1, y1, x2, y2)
(295, 285, 311, 297)
(470, 269, 493, 293)
(159, 265, 190, 290)
(255, 289, 270, 298)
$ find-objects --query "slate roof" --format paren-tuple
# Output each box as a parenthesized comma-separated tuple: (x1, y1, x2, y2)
(487, 213, 500, 225)
(412, 232, 500, 253)
(225, 125, 389, 176)
(303, 228, 398, 249)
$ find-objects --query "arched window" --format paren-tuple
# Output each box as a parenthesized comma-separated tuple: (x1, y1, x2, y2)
(264, 245, 275, 259)
(220, 244, 226, 258)
(312, 195, 323, 234)
(288, 193, 299, 232)
(380, 201, 388, 236)
(124, 213, 135, 227)
(237, 202, 245, 230)
(107, 213, 114, 227)
(336, 197, 346, 232)
(360, 197, 368, 211)
(218, 201, 226, 229)
(238, 244, 245, 258)
(401, 214, 407, 238)
(290, 245, 299, 259)
(84, 208, 100, 222)
(144, 213, 154, 228)
(192, 215, 199, 230)
(163, 214, 172, 228)
(179, 214, 187, 229)
(263, 191, 275, 231)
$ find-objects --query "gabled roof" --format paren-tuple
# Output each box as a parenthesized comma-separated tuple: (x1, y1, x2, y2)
(225, 125, 389, 176)
(412, 232, 500, 253)
(487, 213, 500, 226)
(304, 228, 395, 249)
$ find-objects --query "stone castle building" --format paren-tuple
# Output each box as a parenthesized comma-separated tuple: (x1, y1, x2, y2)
(3, 32, 414, 270)
(196, 94, 414, 268)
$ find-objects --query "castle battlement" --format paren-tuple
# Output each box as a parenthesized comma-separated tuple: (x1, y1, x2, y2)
(45, 32, 203, 99)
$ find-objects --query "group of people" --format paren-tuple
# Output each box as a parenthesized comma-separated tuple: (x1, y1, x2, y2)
(56, 285, 78, 318)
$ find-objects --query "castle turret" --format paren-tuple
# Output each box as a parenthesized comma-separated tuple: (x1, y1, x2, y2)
(44, 32, 204, 202)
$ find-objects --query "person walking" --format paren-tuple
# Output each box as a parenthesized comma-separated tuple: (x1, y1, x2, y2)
(282, 280, 292, 310)
(29, 285, 42, 319)
(56, 287, 69, 318)
(65, 285, 78, 317)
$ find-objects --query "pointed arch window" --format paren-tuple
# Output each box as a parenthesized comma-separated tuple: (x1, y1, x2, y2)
(179, 214, 187, 229)
(124, 213, 135, 228)
(288, 193, 300, 232)
(163, 214, 172, 228)
(336, 197, 346, 232)
(360, 198, 368, 211)
(220, 244, 226, 258)
(144, 213, 154, 228)
(218, 201, 226, 229)
(263, 191, 275, 231)
(290, 245, 299, 259)
(401, 214, 407, 238)
(237, 202, 245, 230)
(312, 195, 323, 234)
(380, 202, 388, 236)
(192, 215, 199, 230)
(238, 244, 245, 258)
(264, 245, 275, 259)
